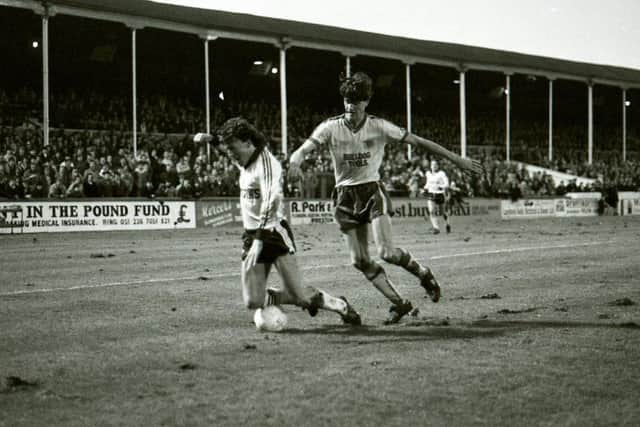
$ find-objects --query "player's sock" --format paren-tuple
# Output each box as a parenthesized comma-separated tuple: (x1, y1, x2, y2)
(270, 287, 347, 316)
(315, 291, 348, 315)
(429, 214, 439, 230)
(444, 213, 451, 233)
(365, 264, 403, 305)
(397, 248, 430, 280)
(265, 288, 296, 306)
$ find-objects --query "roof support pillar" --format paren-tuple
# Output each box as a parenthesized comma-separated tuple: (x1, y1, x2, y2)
(41, 11, 49, 147)
(459, 69, 467, 158)
(405, 62, 412, 160)
(131, 27, 137, 159)
(505, 73, 511, 162)
(588, 82, 593, 165)
(548, 78, 554, 162)
(201, 35, 217, 162)
(279, 40, 289, 155)
(622, 88, 627, 162)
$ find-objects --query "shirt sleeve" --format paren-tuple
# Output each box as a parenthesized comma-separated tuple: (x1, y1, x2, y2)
(255, 152, 283, 240)
(309, 120, 332, 147)
(380, 119, 408, 143)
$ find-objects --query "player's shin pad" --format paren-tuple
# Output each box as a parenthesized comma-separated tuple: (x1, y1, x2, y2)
(397, 249, 428, 279)
(365, 264, 403, 305)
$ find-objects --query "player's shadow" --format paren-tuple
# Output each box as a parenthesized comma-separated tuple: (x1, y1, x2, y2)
(283, 322, 500, 343)
(283, 318, 638, 344)
(470, 319, 639, 330)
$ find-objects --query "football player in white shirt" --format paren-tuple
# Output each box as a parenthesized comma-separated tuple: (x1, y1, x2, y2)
(289, 72, 482, 324)
(424, 159, 451, 234)
(196, 117, 361, 328)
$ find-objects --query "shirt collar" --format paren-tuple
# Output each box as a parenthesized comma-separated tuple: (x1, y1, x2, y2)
(343, 114, 368, 133)
(243, 146, 264, 168)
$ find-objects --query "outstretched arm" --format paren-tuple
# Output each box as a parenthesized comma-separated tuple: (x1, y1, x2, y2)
(404, 133, 483, 175)
(288, 139, 317, 181)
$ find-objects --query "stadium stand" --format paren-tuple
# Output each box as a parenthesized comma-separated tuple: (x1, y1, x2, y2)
(1, 88, 639, 200)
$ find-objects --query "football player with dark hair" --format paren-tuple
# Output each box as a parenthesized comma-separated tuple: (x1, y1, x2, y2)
(195, 117, 362, 328)
(289, 72, 482, 324)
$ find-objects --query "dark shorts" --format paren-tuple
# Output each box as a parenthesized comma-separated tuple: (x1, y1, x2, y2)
(426, 192, 446, 205)
(242, 220, 296, 264)
(332, 181, 393, 233)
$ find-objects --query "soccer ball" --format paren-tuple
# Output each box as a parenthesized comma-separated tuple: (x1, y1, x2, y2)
(254, 305, 288, 332)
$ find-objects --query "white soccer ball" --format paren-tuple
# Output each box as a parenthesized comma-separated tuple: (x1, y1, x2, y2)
(254, 305, 288, 332)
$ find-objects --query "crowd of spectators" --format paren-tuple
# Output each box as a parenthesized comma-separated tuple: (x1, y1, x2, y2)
(0, 127, 241, 200)
(1, 87, 639, 201)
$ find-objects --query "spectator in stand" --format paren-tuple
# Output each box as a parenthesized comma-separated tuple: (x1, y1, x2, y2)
(176, 154, 192, 180)
(22, 159, 42, 184)
(159, 161, 178, 188)
(65, 172, 84, 198)
(176, 177, 194, 198)
(105, 154, 115, 170)
(5, 154, 17, 178)
(83, 160, 99, 182)
(48, 175, 67, 198)
(156, 178, 177, 197)
(0, 162, 8, 196)
(41, 162, 57, 189)
(59, 155, 74, 187)
(160, 149, 175, 170)
(98, 163, 117, 197)
(407, 167, 423, 199)
(75, 151, 88, 175)
(6, 178, 23, 199)
(134, 159, 153, 197)
(302, 165, 318, 198)
(83, 172, 99, 197)
(192, 164, 209, 197)
(195, 146, 208, 168)
(207, 168, 224, 197)
(116, 161, 133, 197)
(23, 161, 47, 199)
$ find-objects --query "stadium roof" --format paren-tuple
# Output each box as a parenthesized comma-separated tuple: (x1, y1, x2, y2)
(6, 0, 640, 88)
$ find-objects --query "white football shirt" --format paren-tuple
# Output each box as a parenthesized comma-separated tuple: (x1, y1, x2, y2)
(309, 114, 407, 187)
(425, 170, 449, 194)
(238, 148, 285, 231)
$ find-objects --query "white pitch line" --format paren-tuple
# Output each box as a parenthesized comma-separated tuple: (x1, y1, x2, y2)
(429, 240, 604, 260)
(0, 240, 609, 297)
(0, 273, 237, 296)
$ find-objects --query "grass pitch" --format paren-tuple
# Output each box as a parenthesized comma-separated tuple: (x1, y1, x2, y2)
(1, 215, 639, 426)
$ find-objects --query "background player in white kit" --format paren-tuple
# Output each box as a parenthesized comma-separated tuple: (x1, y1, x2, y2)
(289, 72, 482, 324)
(424, 159, 451, 234)
(196, 117, 361, 328)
